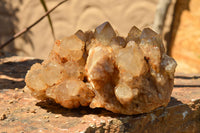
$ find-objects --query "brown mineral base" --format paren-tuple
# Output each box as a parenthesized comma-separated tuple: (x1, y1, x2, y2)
(0, 56, 199, 133)
(24, 22, 177, 115)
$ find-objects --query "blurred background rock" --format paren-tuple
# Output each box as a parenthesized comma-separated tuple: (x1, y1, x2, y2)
(0, 0, 199, 74)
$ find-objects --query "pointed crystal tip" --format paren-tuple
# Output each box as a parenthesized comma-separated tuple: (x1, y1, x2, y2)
(94, 21, 116, 45)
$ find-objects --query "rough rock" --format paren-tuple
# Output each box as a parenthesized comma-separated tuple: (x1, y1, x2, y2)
(25, 22, 177, 115)
(0, 0, 159, 58)
(1, 56, 200, 132)
(170, 0, 200, 73)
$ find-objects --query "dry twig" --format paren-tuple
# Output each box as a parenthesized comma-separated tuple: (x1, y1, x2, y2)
(40, 0, 56, 40)
(0, 0, 68, 50)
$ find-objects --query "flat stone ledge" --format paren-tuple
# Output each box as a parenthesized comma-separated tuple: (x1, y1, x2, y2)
(0, 56, 200, 133)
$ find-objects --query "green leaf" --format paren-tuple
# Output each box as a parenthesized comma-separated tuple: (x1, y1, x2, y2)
(40, 0, 56, 40)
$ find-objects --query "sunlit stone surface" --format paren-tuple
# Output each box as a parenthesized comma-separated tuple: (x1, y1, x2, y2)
(25, 22, 177, 115)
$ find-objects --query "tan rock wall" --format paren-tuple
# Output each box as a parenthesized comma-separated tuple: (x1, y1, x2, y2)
(0, 0, 158, 58)
(171, 0, 200, 73)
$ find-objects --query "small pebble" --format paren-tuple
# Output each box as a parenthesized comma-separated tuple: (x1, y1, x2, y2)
(9, 100, 14, 104)
(55, 115, 59, 118)
(45, 119, 50, 122)
(191, 99, 197, 102)
(0, 114, 7, 120)
(100, 120, 106, 125)
(30, 109, 37, 113)
(89, 123, 96, 128)
(43, 116, 49, 119)
(81, 120, 86, 124)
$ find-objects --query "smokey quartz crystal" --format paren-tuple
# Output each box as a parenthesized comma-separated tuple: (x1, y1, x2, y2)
(25, 22, 177, 115)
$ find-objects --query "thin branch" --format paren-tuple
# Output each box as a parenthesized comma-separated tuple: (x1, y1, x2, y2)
(0, 0, 68, 50)
(40, 0, 56, 40)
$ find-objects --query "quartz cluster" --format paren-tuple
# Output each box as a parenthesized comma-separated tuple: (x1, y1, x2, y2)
(25, 22, 177, 115)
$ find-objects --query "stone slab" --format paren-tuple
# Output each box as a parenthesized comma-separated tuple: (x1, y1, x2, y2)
(0, 56, 199, 133)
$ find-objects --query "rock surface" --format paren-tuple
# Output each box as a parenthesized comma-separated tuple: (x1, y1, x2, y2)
(0, 56, 200, 133)
(0, 0, 159, 58)
(25, 22, 177, 115)
(170, 0, 200, 73)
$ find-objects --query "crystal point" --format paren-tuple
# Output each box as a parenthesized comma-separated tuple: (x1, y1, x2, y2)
(94, 22, 116, 45)
(127, 26, 142, 43)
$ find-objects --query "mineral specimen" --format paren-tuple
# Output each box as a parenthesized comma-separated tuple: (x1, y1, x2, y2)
(25, 22, 177, 115)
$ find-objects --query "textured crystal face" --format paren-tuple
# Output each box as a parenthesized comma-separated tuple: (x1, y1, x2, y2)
(25, 22, 177, 115)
